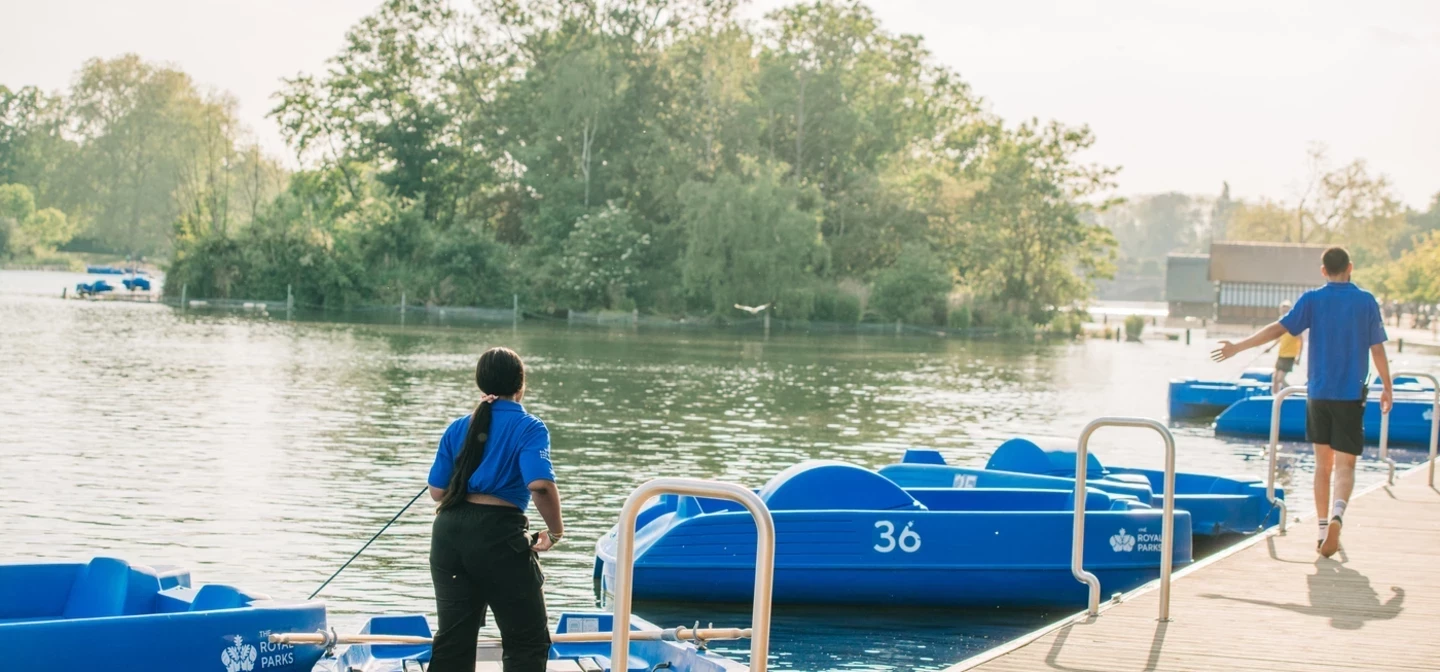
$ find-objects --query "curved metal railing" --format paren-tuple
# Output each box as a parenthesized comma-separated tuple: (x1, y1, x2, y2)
(1377, 372, 1439, 486)
(608, 478, 775, 672)
(1266, 386, 1305, 533)
(1072, 417, 1177, 621)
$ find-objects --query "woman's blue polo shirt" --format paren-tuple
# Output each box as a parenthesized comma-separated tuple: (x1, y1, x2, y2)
(427, 400, 555, 511)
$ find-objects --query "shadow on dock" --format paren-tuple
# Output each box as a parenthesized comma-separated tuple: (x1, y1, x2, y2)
(1199, 558, 1404, 630)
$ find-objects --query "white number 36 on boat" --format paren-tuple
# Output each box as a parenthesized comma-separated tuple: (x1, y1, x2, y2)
(873, 520, 922, 553)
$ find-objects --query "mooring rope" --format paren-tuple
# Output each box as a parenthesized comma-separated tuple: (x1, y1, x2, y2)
(309, 486, 429, 600)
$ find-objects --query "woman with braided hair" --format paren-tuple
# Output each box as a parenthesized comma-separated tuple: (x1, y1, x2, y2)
(427, 347, 565, 672)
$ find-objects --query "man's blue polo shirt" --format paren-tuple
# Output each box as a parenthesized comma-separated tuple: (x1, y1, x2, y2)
(1279, 282, 1387, 401)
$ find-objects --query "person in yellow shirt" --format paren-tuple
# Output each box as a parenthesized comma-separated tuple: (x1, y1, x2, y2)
(1272, 301, 1303, 393)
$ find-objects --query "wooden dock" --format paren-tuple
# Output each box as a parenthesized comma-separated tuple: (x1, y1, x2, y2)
(948, 464, 1440, 672)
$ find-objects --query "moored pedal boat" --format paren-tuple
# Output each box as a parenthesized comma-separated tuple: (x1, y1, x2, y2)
(1171, 372, 1432, 421)
(313, 612, 747, 672)
(0, 557, 326, 672)
(881, 438, 1283, 536)
(1168, 369, 1272, 419)
(1215, 390, 1437, 446)
(594, 461, 1191, 609)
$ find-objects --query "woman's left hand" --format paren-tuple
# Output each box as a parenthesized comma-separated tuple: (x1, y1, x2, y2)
(530, 530, 556, 552)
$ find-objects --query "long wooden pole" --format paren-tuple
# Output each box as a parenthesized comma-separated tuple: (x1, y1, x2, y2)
(270, 626, 750, 647)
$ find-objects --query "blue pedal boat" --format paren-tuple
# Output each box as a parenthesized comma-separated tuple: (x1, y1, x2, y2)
(593, 461, 1192, 609)
(75, 279, 115, 297)
(316, 612, 745, 672)
(880, 438, 1283, 536)
(1215, 389, 1437, 446)
(1172, 372, 1432, 422)
(1168, 369, 1272, 419)
(0, 557, 327, 672)
(122, 276, 152, 291)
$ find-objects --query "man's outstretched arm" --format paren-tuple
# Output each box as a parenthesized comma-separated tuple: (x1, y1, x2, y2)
(1211, 322, 1290, 363)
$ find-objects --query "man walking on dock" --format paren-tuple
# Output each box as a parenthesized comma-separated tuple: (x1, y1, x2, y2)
(1211, 246, 1392, 558)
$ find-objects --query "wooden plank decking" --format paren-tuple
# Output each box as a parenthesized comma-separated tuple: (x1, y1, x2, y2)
(949, 465, 1440, 672)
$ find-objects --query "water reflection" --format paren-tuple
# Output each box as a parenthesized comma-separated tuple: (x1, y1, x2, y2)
(2, 271, 1434, 670)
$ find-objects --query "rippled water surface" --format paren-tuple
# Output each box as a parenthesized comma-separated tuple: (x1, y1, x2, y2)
(3, 270, 1433, 670)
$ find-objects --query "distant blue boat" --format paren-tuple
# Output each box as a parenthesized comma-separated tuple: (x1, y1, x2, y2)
(594, 461, 1192, 608)
(881, 438, 1282, 537)
(1215, 393, 1437, 446)
(75, 279, 115, 296)
(319, 612, 745, 672)
(86, 265, 127, 275)
(122, 276, 152, 291)
(0, 557, 326, 672)
(1168, 369, 1272, 419)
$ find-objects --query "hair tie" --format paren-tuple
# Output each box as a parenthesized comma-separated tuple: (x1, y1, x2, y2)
(480, 394, 499, 405)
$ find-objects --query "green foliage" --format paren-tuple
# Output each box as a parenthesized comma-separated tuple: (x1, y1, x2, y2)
(1, 58, 286, 258)
(561, 203, 650, 309)
(871, 243, 951, 324)
(21, 208, 75, 254)
(1048, 310, 1086, 339)
(1124, 314, 1146, 341)
(1223, 149, 1407, 270)
(955, 121, 1118, 321)
(947, 304, 972, 330)
(679, 166, 827, 318)
(1097, 192, 1208, 277)
(813, 286, 861, 323)
(0, 183, 34, 222)
(13, 0, 1130, 327)
(0, 183, 77, 256)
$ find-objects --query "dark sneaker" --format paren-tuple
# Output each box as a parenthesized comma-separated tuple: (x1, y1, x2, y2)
(1320, 516, 1342, 558)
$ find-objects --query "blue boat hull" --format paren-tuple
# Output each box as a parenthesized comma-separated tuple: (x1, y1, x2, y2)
(1215, 395, 1437, 446)
(595, 462, 1192, 609)
(0, 559, 326, 672)
(1168, 376, 1268, 419)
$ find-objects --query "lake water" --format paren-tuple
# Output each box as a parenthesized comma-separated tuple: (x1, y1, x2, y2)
(2, 270, 1433, 670)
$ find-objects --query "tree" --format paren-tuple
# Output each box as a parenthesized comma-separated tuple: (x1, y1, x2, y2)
(1293, 146, 1405, 266)
(561, 203, 649, 309)
(66, 55, 252, 254)
(680, 164, 827, 317)
(1226, 199, 1295, 242)
(870, 243, 951, 323)
(0, 183, 77, 256)
(1097, 192, 1209, 276)
(1210, 181, 1235, 242)
(955, 121, 1117, 321)
(0, 86, 76, 207)
(0, 183, 33, 257)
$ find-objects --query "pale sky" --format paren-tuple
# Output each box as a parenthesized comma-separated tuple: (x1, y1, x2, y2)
(2, 0, 1437, 207)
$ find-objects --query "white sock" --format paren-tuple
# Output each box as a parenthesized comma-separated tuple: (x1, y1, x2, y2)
(1331, 500, 1347, 521)
(1317, 520, 1329, 541)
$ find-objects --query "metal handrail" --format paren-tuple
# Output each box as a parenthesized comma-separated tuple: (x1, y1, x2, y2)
(1072, 417, 1177, 621)
(1266, 386, 1305, 533)
(609, 478, 775, 672)
(1377, 372, 1439, 486)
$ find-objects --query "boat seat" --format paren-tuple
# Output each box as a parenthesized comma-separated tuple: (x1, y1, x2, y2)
(61, 557, 131, 619)
(759, 461, 925, 512)
(189, 584, 264, 611)
(987, 438, 1106, 479)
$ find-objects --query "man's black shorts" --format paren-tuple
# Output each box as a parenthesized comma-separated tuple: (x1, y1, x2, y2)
(1275, 357, 1296, 373)
(1307, 399, 1366, 456)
